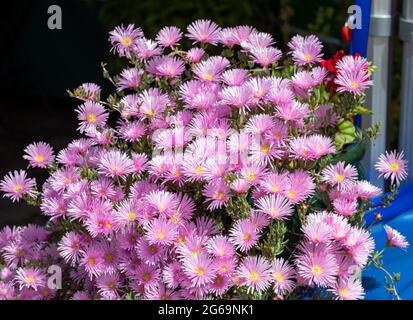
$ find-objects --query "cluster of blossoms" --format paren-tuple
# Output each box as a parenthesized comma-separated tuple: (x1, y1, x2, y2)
(0, 20, 409, 300)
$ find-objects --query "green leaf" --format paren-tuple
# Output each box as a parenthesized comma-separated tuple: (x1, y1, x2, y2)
(335, 119, 356, 150)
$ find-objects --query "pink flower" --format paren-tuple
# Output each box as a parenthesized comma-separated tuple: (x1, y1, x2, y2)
(156, 26, 182, 47)
(384, 225, 409, 249)
(295, 243, 338, 287)
(186, 48, 205, 63)
(335, 55, 373, 95)
(23, 142, 54, 168)
(229, 219, 259, 252)
(330, 278, 365, 300)
(0, 170, 36, 202)
(15, 267, 46, 291)
(288, 35, 323, 66)
(186, 19, 221, 45)
(144, 217, 178, 246)
(117, 68, 144, 91)
(375, 150, 408, 184)
(289, 135, 336, 160)
(96, 273, 121, 300)
(283, 170, 315, 204)
(249, 47, 282, 68)
(236, 256, 272, 294)
(147, 56, 185, 78)
(270, 258, 296, 294)
(256, 194, 293, 220)
(321, 161, 358, 191)
(221, 68, 250, 87)
(202, 179, 230, 211)
(182, 253, 216, 287)
(139, 88, 170, 119)
(109, 24, 143, 58)
(97, 150, 135, 178)
(193, 56, 230, 82)
(76, 101, 109, 133)
(135, 38, 162, 60)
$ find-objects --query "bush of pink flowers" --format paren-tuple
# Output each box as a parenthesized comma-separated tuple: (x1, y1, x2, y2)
(0, 20, 409, 300)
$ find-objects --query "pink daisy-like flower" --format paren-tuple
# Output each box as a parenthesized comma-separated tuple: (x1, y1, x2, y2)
(384, 225, 409, 249)
(229, 219, 259, 252)
(206, 235, 235, 259)
(193, 56, 230, 82)
(220, 85, 252, 111)
(147, 55, 185, 78)
(301, 219, 332, 244)
(343, 227, 375, 267)
(117, 68, 144, 92)
(335, 55, 373, 95)
(256, 194, 293, 220)
(96, 273, 121, 300)
(57, 231, 86, 266)
(375, 150, 408, 184)
(97, 150, 135, 178)
(145, 190, 179, 216)
(276, 101, 310, 124)
(76, 101, 109, 133)
(78, 83, 101, 101)
(356, 180, 382, 200)
(333, 198, 358, 217)
(295, 243, 338, 287)
(330, 278, 365, 300)
(23, 142, 54, 168)
(15, 267, 46, 291)
(0, 170, 36, 202)
(182, 253, 216, 287)
(259, 172, 288, 195)
(134, 38, 162, 60)
(109, 24, 143, 58)
(134, 263, 160, 290)
(139, 88, 170, 119)
(80, 245, 104, 279)
(202, 179, 230, 211)
(240, 162, 267, 186)
(185, 48, 205, 63)
(283, 170, 315, 204)
(144, 217, 178, 246)
(156, 26, 183, 47)
(236, 256, 272, 294)
(288, 34, 323, 66)
(186, 19, 221, 45)
(321, 161, 358, 191)
(249, 47, 282, 69)
(289, 135, 336, 160)
(221, 68, 250, 87)
(270, 258, 296, 295)
(117, 120, 146, 142)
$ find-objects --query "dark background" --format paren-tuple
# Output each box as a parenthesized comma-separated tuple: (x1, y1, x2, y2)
(1, 0, 401, 227)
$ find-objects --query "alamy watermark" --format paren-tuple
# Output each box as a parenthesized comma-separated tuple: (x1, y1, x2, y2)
(47, 5, 62, 30)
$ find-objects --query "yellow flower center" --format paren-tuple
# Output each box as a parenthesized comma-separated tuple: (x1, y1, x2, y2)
(195, 267, 205, 276)
(390, 162, 400, 172)
(304, 53, 313, 61)
(86, 113, 96, 124)
(334, 174, 345, 182)
(248, 271, 260, 282)
(243, 233, 251, 241)
(178, 236, 186, 245)
(349, 81, 360, 89)
(25, 276, 35, 284)
(245, 172, 256, 182)
(13, 184, 24, 192)
(148, 245, 157, 254)
(105, 253, 113, 263)
(121, 36, 133, 47)
(108, 281, 116, 290)
(274, 272, 284, 282)
(88, 257, 96, 266)
(339, 288, 349, 298)
(271, 185, 280, 192)
(270, 209, 280, 217)
(202, 73, 214, 81)
(311, 264, 323, 276)
(105, 222, 112, 230)
(215, 191, 225, 200)
(261, 144, 270, 154)
(143, 272, 151, 282)
(127, 212, 136, 221)
(214, 276, 223, 285)
(195, 165, 203, 175)
(287, 191, 296, 200)
(158, 203, 166, 212)
(34, 154, 45, 163)
(156, 230, 166, 240)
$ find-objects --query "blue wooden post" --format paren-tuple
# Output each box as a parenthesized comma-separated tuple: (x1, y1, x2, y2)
(350, 0, 372, 128)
